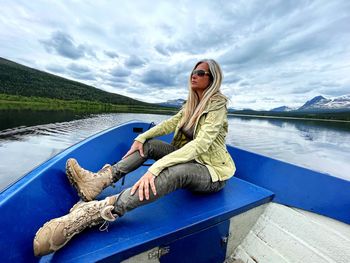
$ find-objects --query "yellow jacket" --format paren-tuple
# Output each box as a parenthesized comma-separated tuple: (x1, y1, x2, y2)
(135, 96, 236, 182)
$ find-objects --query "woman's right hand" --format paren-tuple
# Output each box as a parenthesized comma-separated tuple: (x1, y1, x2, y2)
(122, 140, 145, 159)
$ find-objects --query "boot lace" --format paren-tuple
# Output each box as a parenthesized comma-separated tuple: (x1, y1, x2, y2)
(64, 200, 111, 237)
(99, 221, 110, 232)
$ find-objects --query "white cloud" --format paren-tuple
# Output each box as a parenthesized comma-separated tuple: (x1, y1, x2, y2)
(1, 0, 349, 110)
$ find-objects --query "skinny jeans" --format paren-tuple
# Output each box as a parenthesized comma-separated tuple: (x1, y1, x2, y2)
(111, 139, 226, 216)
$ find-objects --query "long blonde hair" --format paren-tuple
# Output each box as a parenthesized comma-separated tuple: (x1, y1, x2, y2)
(180, 59, 227, 130)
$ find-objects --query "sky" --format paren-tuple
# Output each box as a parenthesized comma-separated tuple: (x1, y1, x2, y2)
(1, 0, 350, 110)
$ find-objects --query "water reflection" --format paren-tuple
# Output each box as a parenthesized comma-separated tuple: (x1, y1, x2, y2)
(265, 119, 285, 128)
(227, 115, 350, 181)
(0, 110, 91, 131)
(265, 116, 350, 132)
(233, 114, 350, 131)
(0, 113, 169, 191)
(0, 112, 349, 192)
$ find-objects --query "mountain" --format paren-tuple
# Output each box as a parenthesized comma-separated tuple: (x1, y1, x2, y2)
(270, 95, 350, 112)
(298, 95, 328, 111)
(0, 57, 150, 106)
(228, 107, 239, 113)
(297, 95, 350, 112)
(158, 99, 186, 108)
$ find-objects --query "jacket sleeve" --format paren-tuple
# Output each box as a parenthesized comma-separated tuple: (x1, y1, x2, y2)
(134, 109, 183, 144)
(148, 106, 226, 176)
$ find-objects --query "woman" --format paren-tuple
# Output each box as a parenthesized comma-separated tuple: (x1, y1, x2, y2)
(33, 59, 236, 256)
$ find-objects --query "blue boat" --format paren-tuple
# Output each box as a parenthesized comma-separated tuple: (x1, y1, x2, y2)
(0, 121, 349, 263)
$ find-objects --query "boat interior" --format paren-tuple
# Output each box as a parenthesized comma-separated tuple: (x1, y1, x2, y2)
(0, 121, 349, 263)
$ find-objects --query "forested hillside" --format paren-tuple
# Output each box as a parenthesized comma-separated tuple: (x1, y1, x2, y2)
(0, 57, 149, 106)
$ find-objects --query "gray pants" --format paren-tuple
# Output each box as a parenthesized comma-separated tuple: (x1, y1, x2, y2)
(111, 139, 226, 217)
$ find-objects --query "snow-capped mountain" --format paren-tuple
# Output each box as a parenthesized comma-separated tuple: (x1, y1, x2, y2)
(158, 99, 186, 108)
(270, 95, 350, 112)
(297, 95, 350, 111)
(160, 95, 350, 112)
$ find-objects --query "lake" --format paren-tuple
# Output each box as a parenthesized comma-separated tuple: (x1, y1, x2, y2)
(0, 111, 349, 192)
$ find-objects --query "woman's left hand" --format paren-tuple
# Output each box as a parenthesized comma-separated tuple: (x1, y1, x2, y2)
(131, 171, 157, 201)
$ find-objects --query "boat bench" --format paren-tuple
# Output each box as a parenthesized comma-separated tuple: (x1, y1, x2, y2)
(41, 166, 274, 263)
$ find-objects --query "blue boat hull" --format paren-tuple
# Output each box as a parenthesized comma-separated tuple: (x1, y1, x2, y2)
(0, 121, 348, 262)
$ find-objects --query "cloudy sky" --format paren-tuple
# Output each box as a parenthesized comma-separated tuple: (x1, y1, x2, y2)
(1, 0, 349, 110)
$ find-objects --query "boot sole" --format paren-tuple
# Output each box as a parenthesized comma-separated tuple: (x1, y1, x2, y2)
(66, 161, 90, 202)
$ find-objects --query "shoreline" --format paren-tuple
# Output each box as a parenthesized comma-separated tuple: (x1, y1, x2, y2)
(228, 113, 350, 123)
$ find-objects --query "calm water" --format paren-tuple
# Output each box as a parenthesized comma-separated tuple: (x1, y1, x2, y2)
(0, 112, 350, 192)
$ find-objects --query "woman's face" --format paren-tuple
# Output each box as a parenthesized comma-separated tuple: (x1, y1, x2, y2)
(191, 62, 211, 92)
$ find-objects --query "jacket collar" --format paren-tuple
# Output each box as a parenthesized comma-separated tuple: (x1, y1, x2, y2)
(204, 96, 227, 113)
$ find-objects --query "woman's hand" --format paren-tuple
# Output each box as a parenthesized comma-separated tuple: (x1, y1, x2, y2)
(130, 171, 157, 201)
(122, 140, 145, 159)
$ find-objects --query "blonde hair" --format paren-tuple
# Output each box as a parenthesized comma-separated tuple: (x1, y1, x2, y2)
(180, 59, 227, 130)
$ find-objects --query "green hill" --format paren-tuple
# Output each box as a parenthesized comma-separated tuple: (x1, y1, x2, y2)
(0, 57, 150, 106)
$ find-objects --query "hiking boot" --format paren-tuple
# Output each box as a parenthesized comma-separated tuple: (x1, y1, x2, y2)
(66, 158, 114, 201)
(33, 196, 117, 256)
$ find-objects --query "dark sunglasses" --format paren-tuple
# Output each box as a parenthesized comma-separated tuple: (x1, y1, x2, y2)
(191, 69, 211, 77)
